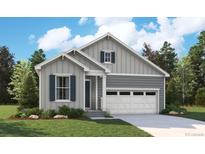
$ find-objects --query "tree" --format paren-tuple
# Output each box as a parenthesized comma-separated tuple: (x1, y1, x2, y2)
(166, 57, 196, 105)
(158, 41, 178, 76)
(29, 49, 46, 86)
(142, 43, 159, 65)
(188, 31, 205, 93)
(0, 46, 15, 104)
(20, 71, 38, 108)
(195, 87, 205, 106)
(8, 61, 31, 102)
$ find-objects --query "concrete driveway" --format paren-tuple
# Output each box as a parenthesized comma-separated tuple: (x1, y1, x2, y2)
(113, 114, 205, 137)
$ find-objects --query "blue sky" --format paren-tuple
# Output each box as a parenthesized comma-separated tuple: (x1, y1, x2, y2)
(0, 17, 203, 61)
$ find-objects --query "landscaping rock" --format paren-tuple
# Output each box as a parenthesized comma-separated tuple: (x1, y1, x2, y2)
(29, 115, 39, 119)
(169, 111, 179, 115)
(53, 115, 68, 119)
(180, 112, 184, 115)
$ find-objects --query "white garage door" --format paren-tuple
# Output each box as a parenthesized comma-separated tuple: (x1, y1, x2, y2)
(106, 90, 158, 114)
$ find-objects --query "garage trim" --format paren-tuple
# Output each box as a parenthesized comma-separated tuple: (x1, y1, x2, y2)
(106, 87, 160, 113)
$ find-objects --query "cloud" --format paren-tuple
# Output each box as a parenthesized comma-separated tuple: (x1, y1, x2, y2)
(143, 22, 157, 31)
(28, 34, 35, 44)
(37, 17, 205, 55)
(78, 17, 88, 25)
(38, 26, 71, 51)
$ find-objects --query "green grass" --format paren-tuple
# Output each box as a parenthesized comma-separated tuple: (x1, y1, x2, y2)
(179, 106, 205, 122)
(0, 105, 151, 137)
(0, 105, 17, 119)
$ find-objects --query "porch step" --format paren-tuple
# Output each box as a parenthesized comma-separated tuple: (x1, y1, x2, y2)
(86, 110, 106, 117)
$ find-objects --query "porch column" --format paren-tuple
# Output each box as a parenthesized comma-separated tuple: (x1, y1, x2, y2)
(102, 75, 106, 111)
(96, 76, 98, 110)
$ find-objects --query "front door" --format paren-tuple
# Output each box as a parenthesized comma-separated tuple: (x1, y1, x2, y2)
(85, 80, 91, 108)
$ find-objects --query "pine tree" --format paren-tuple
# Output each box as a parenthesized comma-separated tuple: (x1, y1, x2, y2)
(20, 71, 38, 108)
(0, 46, 15, 104)
(142, 43, 159, 65)
(29, 49, 46, 87)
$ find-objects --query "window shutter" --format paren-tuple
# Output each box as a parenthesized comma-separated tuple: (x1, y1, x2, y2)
(111, 52, 115, 63)
(100, 51, 104, 63)
(70, 75, 76, 101)
(49, 74, 55, 101)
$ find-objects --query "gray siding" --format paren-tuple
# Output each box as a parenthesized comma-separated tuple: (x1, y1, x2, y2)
(40, 57, 84, 110)
(106, 75, 165, 112)
(82, 37, 163, 75)
(69, 51, 104, 71)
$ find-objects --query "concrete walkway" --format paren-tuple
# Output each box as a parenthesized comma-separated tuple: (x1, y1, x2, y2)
(114, 114, 205, 137)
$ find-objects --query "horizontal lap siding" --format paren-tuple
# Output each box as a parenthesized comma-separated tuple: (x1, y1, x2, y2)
(106, 75, 165, 111)
(40, 57, 84, 111)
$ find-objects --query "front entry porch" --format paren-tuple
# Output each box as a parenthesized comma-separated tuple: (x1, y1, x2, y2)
(84, 74, 106, 111)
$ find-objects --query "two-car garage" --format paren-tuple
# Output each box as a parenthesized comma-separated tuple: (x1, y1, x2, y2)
(106, 88, 159, 114)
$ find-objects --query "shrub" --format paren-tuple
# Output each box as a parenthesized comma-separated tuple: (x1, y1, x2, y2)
(195, 87, 205, 106)
(58, 105, 84, 118)
(14, 112, 27, 118)
(68, 108, 84, 118)
(24, 108, 43, 116)
(161, 104, 187, 114)
(58, 105, 70, 115)
(41, 110, 56, 119)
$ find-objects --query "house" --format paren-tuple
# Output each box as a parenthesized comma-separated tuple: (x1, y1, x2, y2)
(35, 32, 169, 114)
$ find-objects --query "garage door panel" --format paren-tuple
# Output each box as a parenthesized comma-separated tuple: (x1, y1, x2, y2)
(106, 90, 158, 114)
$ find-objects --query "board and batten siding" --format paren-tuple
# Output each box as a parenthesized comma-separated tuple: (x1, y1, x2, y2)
(69, 51, 104, 71)
(40, 57, 84, 110)
(106, 75, 165, 112)
(82, 37, 163, 75)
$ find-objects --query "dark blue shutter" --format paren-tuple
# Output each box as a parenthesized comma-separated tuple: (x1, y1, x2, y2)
(100, 51, 104, 63)
(70, 75, 76, 101)
(111, 52, 115, 63)
(49, 74, 55, 101)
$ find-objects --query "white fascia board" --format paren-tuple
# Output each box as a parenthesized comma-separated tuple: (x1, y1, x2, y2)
(35, 54, 63, 70)
(75, 49, 110, 73)
(63, 54, 90, 71)
(74, 32, 169, 77)
(107, 73, 166, 77)
(34, 53, 90, 72)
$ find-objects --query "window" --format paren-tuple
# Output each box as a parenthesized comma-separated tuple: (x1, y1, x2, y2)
(104, 52, 111, 63)
(146, 92, 156, 95)
(107, 91, 118, 95)
(119, 92, 130, 95)
(56, 76, 70, 100)
(133, 92, 144, 95)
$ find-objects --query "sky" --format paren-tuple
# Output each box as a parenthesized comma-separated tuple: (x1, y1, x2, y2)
(0, 17, 204, 61)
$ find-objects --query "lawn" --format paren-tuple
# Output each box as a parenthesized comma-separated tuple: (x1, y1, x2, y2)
(0, 105, 151, 137)
(177, 106, 205, 122)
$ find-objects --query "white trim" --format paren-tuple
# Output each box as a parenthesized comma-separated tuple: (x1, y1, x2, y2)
(96, 76, 98, 110)
(67, 49, 110, 73)
(104, 51, 112, 63)
(86, 70, 105, 76)
(63, 54, 89, 71)
(106, 87, 160, 91)
(35, 53, 89, 72)
(164, 77, 166, 109)
(76, 32, 169, 77)
(85, 79, 91, 109)
(102, 75, 106, 111)
(39, 70, 42, 109)
(107, 73, 165, 77)
(55, 75, 70, 102)
(83, 72, 85, 110)
(106, 87, 160, 113)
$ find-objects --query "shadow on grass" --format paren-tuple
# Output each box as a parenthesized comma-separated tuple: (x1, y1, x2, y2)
(180, 112, 205, 122)
(0, 120, 47, 137)
(92, 119, 131, 126)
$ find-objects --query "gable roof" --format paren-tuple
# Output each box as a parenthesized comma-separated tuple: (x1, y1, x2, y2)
(35, 53, 89, 72)
(71, 32, 169, 77)
(67, 49, 110, 73)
